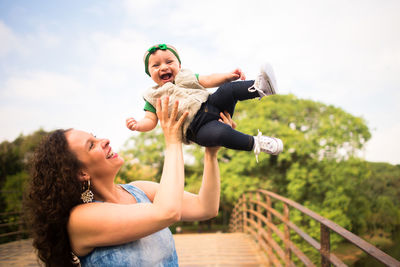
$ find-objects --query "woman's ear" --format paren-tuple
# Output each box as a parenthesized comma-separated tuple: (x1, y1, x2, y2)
(78, 170, 90, 182)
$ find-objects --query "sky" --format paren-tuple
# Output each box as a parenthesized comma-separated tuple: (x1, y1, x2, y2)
(0, 0, 399, 165)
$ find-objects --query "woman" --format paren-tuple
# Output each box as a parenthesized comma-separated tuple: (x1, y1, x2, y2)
(24, 98, 232, 266)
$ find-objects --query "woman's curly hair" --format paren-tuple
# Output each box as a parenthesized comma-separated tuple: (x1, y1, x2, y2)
(24, 129, 84, 266)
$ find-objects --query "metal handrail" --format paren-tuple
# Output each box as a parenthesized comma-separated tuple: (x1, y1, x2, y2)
(229, 189, 400, 267)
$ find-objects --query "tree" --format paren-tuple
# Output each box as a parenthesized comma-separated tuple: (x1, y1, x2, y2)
(0, 129, 48, 212)
(212, 94, 370, 211)
(362, 162, 400, 232)
(0, 129, 48, 243)
(118, 128, 166, 183)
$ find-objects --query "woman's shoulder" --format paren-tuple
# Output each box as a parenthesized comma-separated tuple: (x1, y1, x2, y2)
(68, 202, 102, 223)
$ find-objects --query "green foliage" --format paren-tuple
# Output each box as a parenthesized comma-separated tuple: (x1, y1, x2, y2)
(0, 128, 48, 181)
(0, 141, 23, 188)
(118, 129, 165, 183)
(3, 171, 29, 212)
(0, 129, 48, 243)
(0, 129, 48, 212)
(217, 95, 371, 236)
(362, 162, 400, 232)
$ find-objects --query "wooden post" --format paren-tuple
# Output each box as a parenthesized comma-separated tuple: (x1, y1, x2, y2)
(242, 194, 247, 233)
(266, 195, 272, 238)
(229, 205, 235, 232)
(249, 192, 255, 235)
(266, 195, 274, 258)
(256, 192, 262, 247)
(321, 224, 331, 267)
(283, 204, 291, 266)
(235, 204, 240, 232)
(235, 205, 239, 232)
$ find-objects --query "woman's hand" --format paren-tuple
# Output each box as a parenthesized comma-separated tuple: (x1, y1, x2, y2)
(205, 111, 237, 155)
(156, 97, 188, 144)
(219, 111, 237, 129)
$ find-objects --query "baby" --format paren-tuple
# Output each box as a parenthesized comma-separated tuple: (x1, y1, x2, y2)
(126, 44, 283, 161)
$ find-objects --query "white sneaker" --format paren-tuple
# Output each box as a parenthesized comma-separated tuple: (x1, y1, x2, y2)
(253, 130, 283, 162)
(248, 63, 277, 99)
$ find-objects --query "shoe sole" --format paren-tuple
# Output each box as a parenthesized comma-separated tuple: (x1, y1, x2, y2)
(261, 64, 277, 95)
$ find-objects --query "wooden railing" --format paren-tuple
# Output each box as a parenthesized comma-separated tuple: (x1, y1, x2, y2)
(0, 190, 27, 243)
(0, 211, 26, 241)
(229, 189, 400, 267)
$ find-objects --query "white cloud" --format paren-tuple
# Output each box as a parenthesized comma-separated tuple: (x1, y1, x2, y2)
(0, 21, 20, 57)
(2, 71, 84, 102)
(0, 105, 46, 141)
(121, 0, 164, 11)
(83, 31, 142, 68)
(0, 20, 63, 60)
(365, 124, 400, 165)
(0, 68, 138, 151)
(0, 26, 152, 149)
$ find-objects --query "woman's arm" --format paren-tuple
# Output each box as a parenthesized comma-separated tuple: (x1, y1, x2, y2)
(68, 98, 188, 256)
(134, 146, 220, 222)
(152, 98, 187, 219)
(180, 146, 220, 221)
(180, 111, 236, 220)
(137, 112, 235, 221)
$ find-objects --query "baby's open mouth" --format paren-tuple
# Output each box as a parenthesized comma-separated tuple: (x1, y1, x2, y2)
(161, 73, 172, 80)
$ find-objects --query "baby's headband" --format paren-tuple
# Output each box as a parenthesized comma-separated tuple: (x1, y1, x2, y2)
(143, 44, 181, 76)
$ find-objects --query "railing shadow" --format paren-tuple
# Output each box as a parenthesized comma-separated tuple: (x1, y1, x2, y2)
(229, 189, 400, 267)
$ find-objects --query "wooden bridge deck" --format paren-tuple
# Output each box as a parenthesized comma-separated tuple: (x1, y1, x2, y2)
(0, 233, 268, 266)
(175, 233, 268, 266)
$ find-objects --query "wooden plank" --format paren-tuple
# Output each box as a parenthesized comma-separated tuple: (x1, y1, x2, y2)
(174, 233, 269, 266)
(0, 220, 23, 228)
(0, 230, 26, 238)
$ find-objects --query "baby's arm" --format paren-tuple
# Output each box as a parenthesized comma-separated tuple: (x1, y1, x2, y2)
(198, 68, 246, 88)
(126, 111, 158, 132)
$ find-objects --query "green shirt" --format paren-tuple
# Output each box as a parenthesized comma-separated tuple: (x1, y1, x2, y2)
(144, 73, 200, 113)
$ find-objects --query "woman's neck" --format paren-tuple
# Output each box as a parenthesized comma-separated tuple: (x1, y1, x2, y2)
(93, 182, 136, 204)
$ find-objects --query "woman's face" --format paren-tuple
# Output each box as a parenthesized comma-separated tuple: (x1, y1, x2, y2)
(66, 129, 124, 180)
(148, 49, 181, 86)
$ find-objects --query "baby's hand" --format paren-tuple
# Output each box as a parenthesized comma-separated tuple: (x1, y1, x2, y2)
(229, 68, 246, 81)
(126, 117, 138, 131)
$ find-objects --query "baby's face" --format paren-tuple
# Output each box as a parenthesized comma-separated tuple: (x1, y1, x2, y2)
(148, 50, 181, 86)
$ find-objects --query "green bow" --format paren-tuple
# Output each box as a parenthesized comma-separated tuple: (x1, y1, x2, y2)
(148, 44, 168, 54)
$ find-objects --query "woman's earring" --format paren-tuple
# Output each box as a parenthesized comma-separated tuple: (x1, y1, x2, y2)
(81, 180, 94, 203)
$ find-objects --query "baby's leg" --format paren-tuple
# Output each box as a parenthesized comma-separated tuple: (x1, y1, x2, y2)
(193, 120, 254, 151)
(207, 81, 259, 116)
